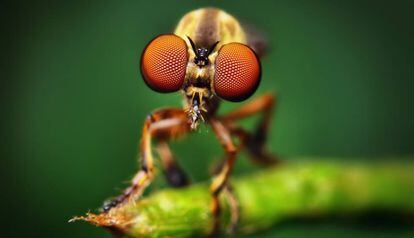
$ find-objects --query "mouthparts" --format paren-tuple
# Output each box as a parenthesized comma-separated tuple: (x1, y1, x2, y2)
(185, 86, 210, 129)
(187, 97, 204, 129)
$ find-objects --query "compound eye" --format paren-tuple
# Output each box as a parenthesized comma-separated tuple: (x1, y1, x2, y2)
(214, 43, 261, 102)
(141, 34, 188, 93)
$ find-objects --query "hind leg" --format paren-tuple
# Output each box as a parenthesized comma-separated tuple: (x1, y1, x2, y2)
(220, 93, 279, 165)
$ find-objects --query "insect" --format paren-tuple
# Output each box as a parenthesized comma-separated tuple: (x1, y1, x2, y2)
(104, 7, 277, 234)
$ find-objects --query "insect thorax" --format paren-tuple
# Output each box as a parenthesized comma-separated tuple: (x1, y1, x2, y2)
(174, 8, 247, 52)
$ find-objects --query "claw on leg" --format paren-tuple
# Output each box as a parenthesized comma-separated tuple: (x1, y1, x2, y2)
(103, 170, 152, 212)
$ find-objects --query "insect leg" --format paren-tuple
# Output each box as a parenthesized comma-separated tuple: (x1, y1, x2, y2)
(156, 141, 190, 187)
(209, 118, 238, 235)
(220, 93, 279, 165)
(103, 108, 190, 212)
(223, 183, 239, 234)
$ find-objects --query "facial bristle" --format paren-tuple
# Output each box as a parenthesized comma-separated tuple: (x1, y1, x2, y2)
(141, 34, 188, 93)
(214, 43, 261, 102)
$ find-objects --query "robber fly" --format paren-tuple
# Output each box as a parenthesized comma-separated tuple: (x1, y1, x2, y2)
(104, 7, 277, 234)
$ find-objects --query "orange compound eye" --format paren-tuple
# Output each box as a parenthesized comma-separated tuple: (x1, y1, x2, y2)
(141, 34, 188, 93)
(214, 43, 261, 102)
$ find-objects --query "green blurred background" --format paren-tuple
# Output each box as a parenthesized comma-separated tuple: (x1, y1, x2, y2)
(2, 0, 414, 237)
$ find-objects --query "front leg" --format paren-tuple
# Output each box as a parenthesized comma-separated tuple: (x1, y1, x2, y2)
(103, 108, 190, 212)
(209, 118, 238, 235)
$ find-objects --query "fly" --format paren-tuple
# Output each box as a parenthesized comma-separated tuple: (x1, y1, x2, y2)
(104, 7, 278, 235)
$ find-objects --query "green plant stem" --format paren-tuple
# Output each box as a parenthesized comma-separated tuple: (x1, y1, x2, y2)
(76, 158, 414, 237)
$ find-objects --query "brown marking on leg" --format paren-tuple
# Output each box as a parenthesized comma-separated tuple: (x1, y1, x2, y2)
(103, 108, 190, 212)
